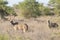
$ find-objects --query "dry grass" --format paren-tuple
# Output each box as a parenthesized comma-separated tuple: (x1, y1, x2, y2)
(0, 16, 60, 40)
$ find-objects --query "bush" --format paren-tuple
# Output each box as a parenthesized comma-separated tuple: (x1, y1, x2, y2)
(15, 0, 41, 18)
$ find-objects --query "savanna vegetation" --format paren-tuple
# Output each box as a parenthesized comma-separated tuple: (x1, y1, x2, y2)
(0, 0, 60, 19)
(14, 0, 60, 18)
(0, 0, 60, 40)
(0, 0, 16, 19)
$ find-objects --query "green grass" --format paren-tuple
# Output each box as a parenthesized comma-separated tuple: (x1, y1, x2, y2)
(0, 34, 9, 40)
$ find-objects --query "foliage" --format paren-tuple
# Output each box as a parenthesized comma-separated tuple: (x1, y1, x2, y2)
(15, 0, 41, 18)
(39, 3, 45, 15)
(44, 7, 55, 15)
(0, 0, 16, 19)
(39, 3, 54, 16)
(49, 0, 60, 15)
(5, 6, 17, 16)
(0, 0, 8, 19)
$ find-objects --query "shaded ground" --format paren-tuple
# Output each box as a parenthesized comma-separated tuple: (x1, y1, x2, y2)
(0, 16, 60, 40)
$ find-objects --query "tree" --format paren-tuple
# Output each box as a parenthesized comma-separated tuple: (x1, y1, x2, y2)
(5, 6, 17, 16)
(0, 0, 16, 19)
(39, 3, 45, 15)
(48, 0, 60, 15)
(0, 0, 8, 19)
(39, 3, 54, 16)
(15, 0, 41, 18)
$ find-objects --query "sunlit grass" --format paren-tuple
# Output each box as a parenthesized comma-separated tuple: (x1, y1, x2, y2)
(0, 34, 9, 40)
